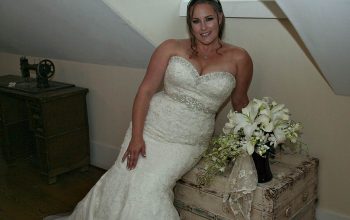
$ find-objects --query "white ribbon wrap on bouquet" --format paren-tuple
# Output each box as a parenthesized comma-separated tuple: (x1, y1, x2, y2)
(223, 151, 258, 220)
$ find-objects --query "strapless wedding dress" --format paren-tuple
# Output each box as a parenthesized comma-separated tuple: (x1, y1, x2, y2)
(45, 56, 235, 220)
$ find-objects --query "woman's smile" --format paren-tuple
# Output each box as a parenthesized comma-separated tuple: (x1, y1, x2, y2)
(191, 3, 221, 45)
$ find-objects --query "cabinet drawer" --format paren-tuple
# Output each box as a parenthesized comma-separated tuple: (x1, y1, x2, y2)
(36, 127, 89, 173)
(40, 94, 87, 136)
(0, 94, 28, 124)
(27, 93, 88, 137)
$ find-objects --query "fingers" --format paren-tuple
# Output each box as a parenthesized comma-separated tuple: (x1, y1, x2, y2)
(122, 139, 146, 170)
(127, 152, 138, 170)
(141, 145, 146, 157)
(125, 151, 140, 170)
(122, 149, 141, 170)
(122, 151, 128, 162)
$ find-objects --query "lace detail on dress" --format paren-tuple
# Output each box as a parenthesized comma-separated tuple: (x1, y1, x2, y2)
(144, 92, 215, 146)
(164, 91, 216, 114)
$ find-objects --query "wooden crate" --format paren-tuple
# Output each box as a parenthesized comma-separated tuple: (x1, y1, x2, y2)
(174, 154, 319, 220)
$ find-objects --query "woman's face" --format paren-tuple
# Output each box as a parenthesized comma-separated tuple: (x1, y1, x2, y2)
(190, 3, 222, 45)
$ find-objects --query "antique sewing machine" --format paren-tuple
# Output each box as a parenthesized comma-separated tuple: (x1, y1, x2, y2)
(0, 57, 74, 93)
(20, 56, 55, 88)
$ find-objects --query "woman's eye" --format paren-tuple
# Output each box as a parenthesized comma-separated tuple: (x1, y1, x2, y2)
(206, 17, 214, 21)
(192, 20, 200, 24)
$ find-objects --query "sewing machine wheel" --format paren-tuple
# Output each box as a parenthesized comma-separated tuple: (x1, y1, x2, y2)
(37, 59, 55, 78)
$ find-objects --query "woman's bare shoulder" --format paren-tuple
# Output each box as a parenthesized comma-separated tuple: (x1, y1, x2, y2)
(155, 39, 190, 57)
(222, 43, 251, 61)
(221, 43, 253, 79)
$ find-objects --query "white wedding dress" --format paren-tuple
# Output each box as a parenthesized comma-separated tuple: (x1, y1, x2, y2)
(45, 56, 235, 220)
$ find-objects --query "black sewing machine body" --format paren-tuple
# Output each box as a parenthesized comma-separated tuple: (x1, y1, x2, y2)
(20, 57, 55, 88)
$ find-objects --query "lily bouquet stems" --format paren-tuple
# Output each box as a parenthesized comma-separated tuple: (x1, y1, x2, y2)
(197, 97, 303, 185)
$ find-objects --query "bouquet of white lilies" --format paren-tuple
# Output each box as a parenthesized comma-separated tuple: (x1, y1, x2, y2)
(197, 97, 303, 185)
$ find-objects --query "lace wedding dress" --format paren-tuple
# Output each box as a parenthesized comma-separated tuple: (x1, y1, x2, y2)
(45, 56, 235, 220)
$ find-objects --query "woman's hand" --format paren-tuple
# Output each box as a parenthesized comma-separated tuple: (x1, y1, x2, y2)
(122, 137, 146, 170)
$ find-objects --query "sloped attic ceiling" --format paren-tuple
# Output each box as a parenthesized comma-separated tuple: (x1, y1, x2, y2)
(0, 0, 155, 69)
(276, 0, 350, 96)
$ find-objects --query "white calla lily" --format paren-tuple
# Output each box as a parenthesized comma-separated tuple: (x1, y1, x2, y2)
(268, 134, 278, 147)
(252, 98, 265, 108)
(223, 120, 235, 134)
(243, 122, 258, 139)
(262, 122, 274, 132)
(256, 114, 269, 124)
(274, 127, 286, 144)
(242, 102, 253, 118)
(260, 108, 271, 117)
(244, 141, 255, 155)
(271, 103, 285, 113)
(272, 109, 290, 123)
(231, 114, 248, 133)
(227, 109, 236, 120)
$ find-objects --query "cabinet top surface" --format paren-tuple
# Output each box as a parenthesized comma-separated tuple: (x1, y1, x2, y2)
(0, 75, 88, 99)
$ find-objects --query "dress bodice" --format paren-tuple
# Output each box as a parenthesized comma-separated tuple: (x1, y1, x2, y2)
(164, 56, 235, 114)
(143, 56, 235, 146)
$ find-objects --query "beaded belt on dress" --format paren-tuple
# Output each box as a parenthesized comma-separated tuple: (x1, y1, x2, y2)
(164, 91, 216, 114)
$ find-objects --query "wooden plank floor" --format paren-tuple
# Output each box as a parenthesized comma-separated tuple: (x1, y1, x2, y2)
(0, 152, 105, 220)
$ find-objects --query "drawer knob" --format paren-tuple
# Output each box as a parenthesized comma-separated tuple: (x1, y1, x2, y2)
(302, 191, 309, 202)
(285, 207, 292, 217)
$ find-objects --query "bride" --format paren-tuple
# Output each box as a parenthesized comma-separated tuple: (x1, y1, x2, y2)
(45, 0, 253, 219)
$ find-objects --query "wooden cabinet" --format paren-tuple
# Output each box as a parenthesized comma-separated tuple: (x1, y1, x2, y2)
(0, 75, 90, 184)
(174, 154, 319, 219)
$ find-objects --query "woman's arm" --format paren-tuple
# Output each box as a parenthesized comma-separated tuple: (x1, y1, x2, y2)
(122, 39, 177, 170)
(230, 49, 253, 112)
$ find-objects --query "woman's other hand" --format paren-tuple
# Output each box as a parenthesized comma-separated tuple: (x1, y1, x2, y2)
(122, 137, 146, 170)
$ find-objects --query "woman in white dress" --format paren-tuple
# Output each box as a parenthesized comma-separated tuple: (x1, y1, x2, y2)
(45, 0, 253, 219)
